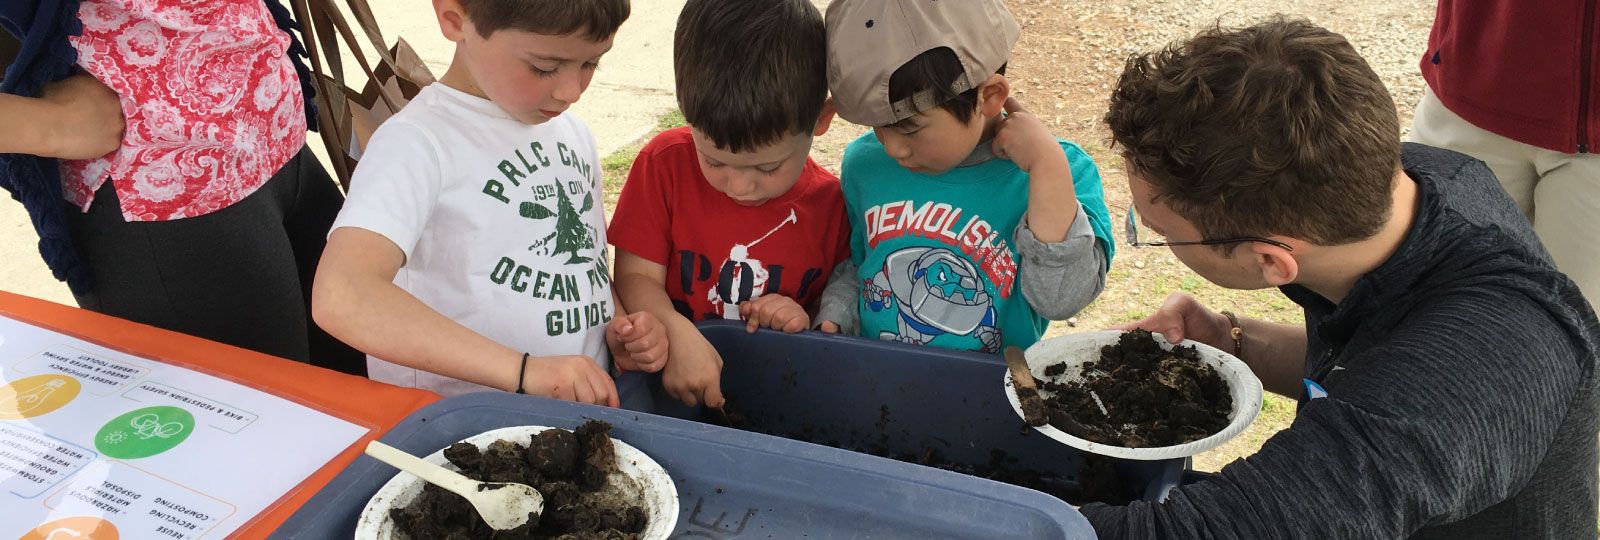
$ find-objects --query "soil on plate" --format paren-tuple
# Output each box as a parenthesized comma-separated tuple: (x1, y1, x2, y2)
(1036, 329, 1232, 448)
(388, 419, 648, 539)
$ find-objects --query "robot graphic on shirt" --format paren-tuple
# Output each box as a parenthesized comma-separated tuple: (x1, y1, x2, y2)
(864, 246, 1000, 352)
(709, 209, 798, 319)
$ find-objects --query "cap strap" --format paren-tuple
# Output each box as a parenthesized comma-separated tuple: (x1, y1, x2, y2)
(887, 72, 975, 121)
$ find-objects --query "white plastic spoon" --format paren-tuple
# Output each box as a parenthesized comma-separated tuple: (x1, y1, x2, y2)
(364, 440, 544, 530)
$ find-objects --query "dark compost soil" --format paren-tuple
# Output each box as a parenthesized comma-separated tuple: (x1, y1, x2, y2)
(388, 419, 648, 539)
(1036, 329, 1232, 448)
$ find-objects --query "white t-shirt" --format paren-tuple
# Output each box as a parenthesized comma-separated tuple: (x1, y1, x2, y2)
(332, 83, 614, 397)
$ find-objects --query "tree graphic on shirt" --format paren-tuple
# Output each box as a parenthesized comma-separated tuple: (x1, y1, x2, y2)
(519, 179, 595, 264)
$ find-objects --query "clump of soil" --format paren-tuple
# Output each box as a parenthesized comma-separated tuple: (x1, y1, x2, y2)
(388, 419, 648, 539)
(1038, 329, 1232, 448)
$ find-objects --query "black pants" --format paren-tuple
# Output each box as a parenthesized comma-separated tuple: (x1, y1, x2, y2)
(65, 146, 365, 376)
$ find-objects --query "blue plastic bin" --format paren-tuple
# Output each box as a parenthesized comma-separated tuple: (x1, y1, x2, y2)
(271, 392, 1097, 538)
(621, 321, 1187, 505)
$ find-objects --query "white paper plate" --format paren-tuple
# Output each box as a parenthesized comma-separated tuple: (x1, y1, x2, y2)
(355, 425, 678, 539)
(1004, 331, 1263, 460)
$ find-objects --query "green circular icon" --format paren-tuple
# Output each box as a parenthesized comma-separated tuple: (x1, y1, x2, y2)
(95, 406, 195, 459)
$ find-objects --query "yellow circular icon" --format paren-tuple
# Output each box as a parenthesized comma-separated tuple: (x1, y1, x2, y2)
(18, 516, 119, 540)
(0, 374, 82, 420)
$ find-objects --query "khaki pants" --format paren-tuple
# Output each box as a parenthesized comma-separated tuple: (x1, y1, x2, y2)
(1409, 89, 1600, 306)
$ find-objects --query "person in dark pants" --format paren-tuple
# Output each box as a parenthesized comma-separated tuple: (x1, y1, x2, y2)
(66, 147, 357, 370)
(1, 0, 363, 375)
(1085, 18, 1599, 538)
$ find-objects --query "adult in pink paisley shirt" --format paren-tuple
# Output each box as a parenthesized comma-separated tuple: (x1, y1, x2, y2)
(7, 0, 362, 374)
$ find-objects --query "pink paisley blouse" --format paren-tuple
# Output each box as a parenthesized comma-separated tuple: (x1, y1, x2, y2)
(61, 0, 306, 221)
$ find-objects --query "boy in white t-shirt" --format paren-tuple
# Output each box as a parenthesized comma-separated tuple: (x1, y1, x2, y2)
(311, 0, 665, 403)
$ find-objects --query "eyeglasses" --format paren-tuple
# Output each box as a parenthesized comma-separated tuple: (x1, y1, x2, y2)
(1124, 210, 1294, 251)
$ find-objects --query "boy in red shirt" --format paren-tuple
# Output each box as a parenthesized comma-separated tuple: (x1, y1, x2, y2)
(609, 0, 849, 408)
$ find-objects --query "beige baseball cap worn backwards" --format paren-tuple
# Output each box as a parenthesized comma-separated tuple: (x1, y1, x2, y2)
(825, 0, 1021, 127)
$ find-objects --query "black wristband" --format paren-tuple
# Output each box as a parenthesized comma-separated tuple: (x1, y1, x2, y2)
(514, 352, 530, 394)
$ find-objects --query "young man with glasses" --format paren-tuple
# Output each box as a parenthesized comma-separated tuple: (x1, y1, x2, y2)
(1085, 18, 1600, 539)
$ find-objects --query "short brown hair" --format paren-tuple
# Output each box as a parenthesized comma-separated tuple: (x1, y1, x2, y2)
(460, 0, 629, 41)
(674, 0, 827, 153)
(1104, 18, 1400, 247)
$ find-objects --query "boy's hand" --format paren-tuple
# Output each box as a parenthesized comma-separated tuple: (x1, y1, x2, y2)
(739, 295, 810, 333)
(817, 321, 841, 334)
(524, 354, 619, 407)
(991, 98, 1066, 174)
(607, 311, 668, 373)
(662, 325, 726, 408)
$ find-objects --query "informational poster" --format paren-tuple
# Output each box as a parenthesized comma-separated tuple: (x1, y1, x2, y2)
(0, 315, 368, 539)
